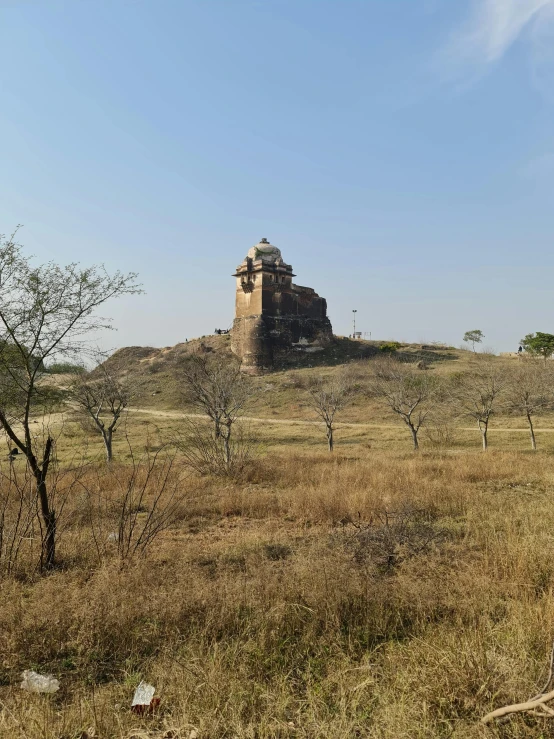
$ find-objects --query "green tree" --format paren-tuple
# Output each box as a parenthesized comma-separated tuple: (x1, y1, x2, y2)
(0, 230, 141, 569)
(463, 330, 484, 352)
(520, 332, 554, 363)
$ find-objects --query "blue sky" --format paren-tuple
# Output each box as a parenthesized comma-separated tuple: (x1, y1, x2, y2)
(1, 0, 554, 352)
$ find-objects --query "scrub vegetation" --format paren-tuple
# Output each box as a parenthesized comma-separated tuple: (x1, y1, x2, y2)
(3, 346, 554, 738)
(2, 443, 554, 738)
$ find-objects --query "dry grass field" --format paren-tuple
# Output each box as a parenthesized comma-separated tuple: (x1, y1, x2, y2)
(3, 346, 554, 738)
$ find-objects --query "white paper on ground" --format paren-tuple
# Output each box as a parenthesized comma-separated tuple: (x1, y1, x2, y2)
(20, 670, 60, 693)
(131, 680, 155, 707)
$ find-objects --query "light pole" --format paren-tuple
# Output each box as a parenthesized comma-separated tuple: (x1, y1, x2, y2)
(352, 309, 357, 339)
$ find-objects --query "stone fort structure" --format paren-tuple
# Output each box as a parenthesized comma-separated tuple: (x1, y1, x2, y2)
(231, 239, 333, 374)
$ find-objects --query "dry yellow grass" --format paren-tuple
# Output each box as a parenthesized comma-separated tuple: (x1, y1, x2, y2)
(2, 432, 554, 737)
(4, 347, 554, 737)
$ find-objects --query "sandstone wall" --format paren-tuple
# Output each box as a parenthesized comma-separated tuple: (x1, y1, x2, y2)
(231, 243, 333, 374)
(232, 287, 333, 375)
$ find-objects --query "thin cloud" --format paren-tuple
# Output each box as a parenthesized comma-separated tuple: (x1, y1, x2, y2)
(440, 0, 554, 80)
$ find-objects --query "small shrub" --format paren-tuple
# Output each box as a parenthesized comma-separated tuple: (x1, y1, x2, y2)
(79, 449, 187, 562)
(263, 543, 292, 561)
(174, 418, 256, 479)
(46, 362, 85, 374)
(147, 361, 163, 374)
(379, 341, 401, 354)
(286, 372, 307, 389)
(345, 504, 447, 574)
(424, 419, 457, 449)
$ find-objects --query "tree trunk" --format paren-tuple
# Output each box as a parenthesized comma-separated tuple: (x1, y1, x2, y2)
(27, 436, 56, 570)
(480, 423, 488, 451)
(409, 425, 419, 451)
(222, 425, 232, 469)
(526, 412, 537, 451)
(102, 429, 113, 462)
(36, 475, 56, 569)
(327, 426, 334, 452)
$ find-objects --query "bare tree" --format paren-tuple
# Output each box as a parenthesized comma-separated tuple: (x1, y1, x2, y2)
(369, 357, 439, 451)
(306, 373, 352, 451)
(449, 359, 507, 451)
(70, 359, 131, 462)
(505, 359, 553, 451)
(179, 353, 251, 472)
(0, 229, 141, 568)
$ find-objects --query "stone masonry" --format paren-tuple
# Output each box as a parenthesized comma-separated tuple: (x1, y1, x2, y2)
(231, 239, 333, 374)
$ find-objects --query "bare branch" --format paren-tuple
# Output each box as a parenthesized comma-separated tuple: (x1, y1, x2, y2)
(0, 231, 142, 568)
(68, 354, 132, 462)
(306, 372, 353, 452)
(504, 358, 554, 451)
(447, 357, 508, 451)
(368, 357, 439, 451)
(177, 353, 253, 474)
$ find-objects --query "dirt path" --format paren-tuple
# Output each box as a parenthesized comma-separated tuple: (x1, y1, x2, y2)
(130, 408, 554, 433)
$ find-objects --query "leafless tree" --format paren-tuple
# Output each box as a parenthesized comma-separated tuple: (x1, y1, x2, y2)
(306, 373, 353, 451)
(369, 357, 439, 451)
(505, 358, 554, 451)
(449, 359, 507, 451)
(0, 229, 141, 568)
(69, 359, 131, 462)
(179, 353, 251, 470)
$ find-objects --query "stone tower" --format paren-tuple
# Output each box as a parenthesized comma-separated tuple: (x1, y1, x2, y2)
(231, 238, 333, 374)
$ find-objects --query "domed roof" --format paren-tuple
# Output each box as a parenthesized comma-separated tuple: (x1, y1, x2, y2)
(247, 238, 282, 262)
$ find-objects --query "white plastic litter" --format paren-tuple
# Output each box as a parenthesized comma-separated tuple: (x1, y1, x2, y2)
(20, 670, 60, 693)
(131, 680, 156, 707)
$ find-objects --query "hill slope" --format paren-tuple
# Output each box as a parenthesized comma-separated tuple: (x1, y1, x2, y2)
(101, 335, 475, 414)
